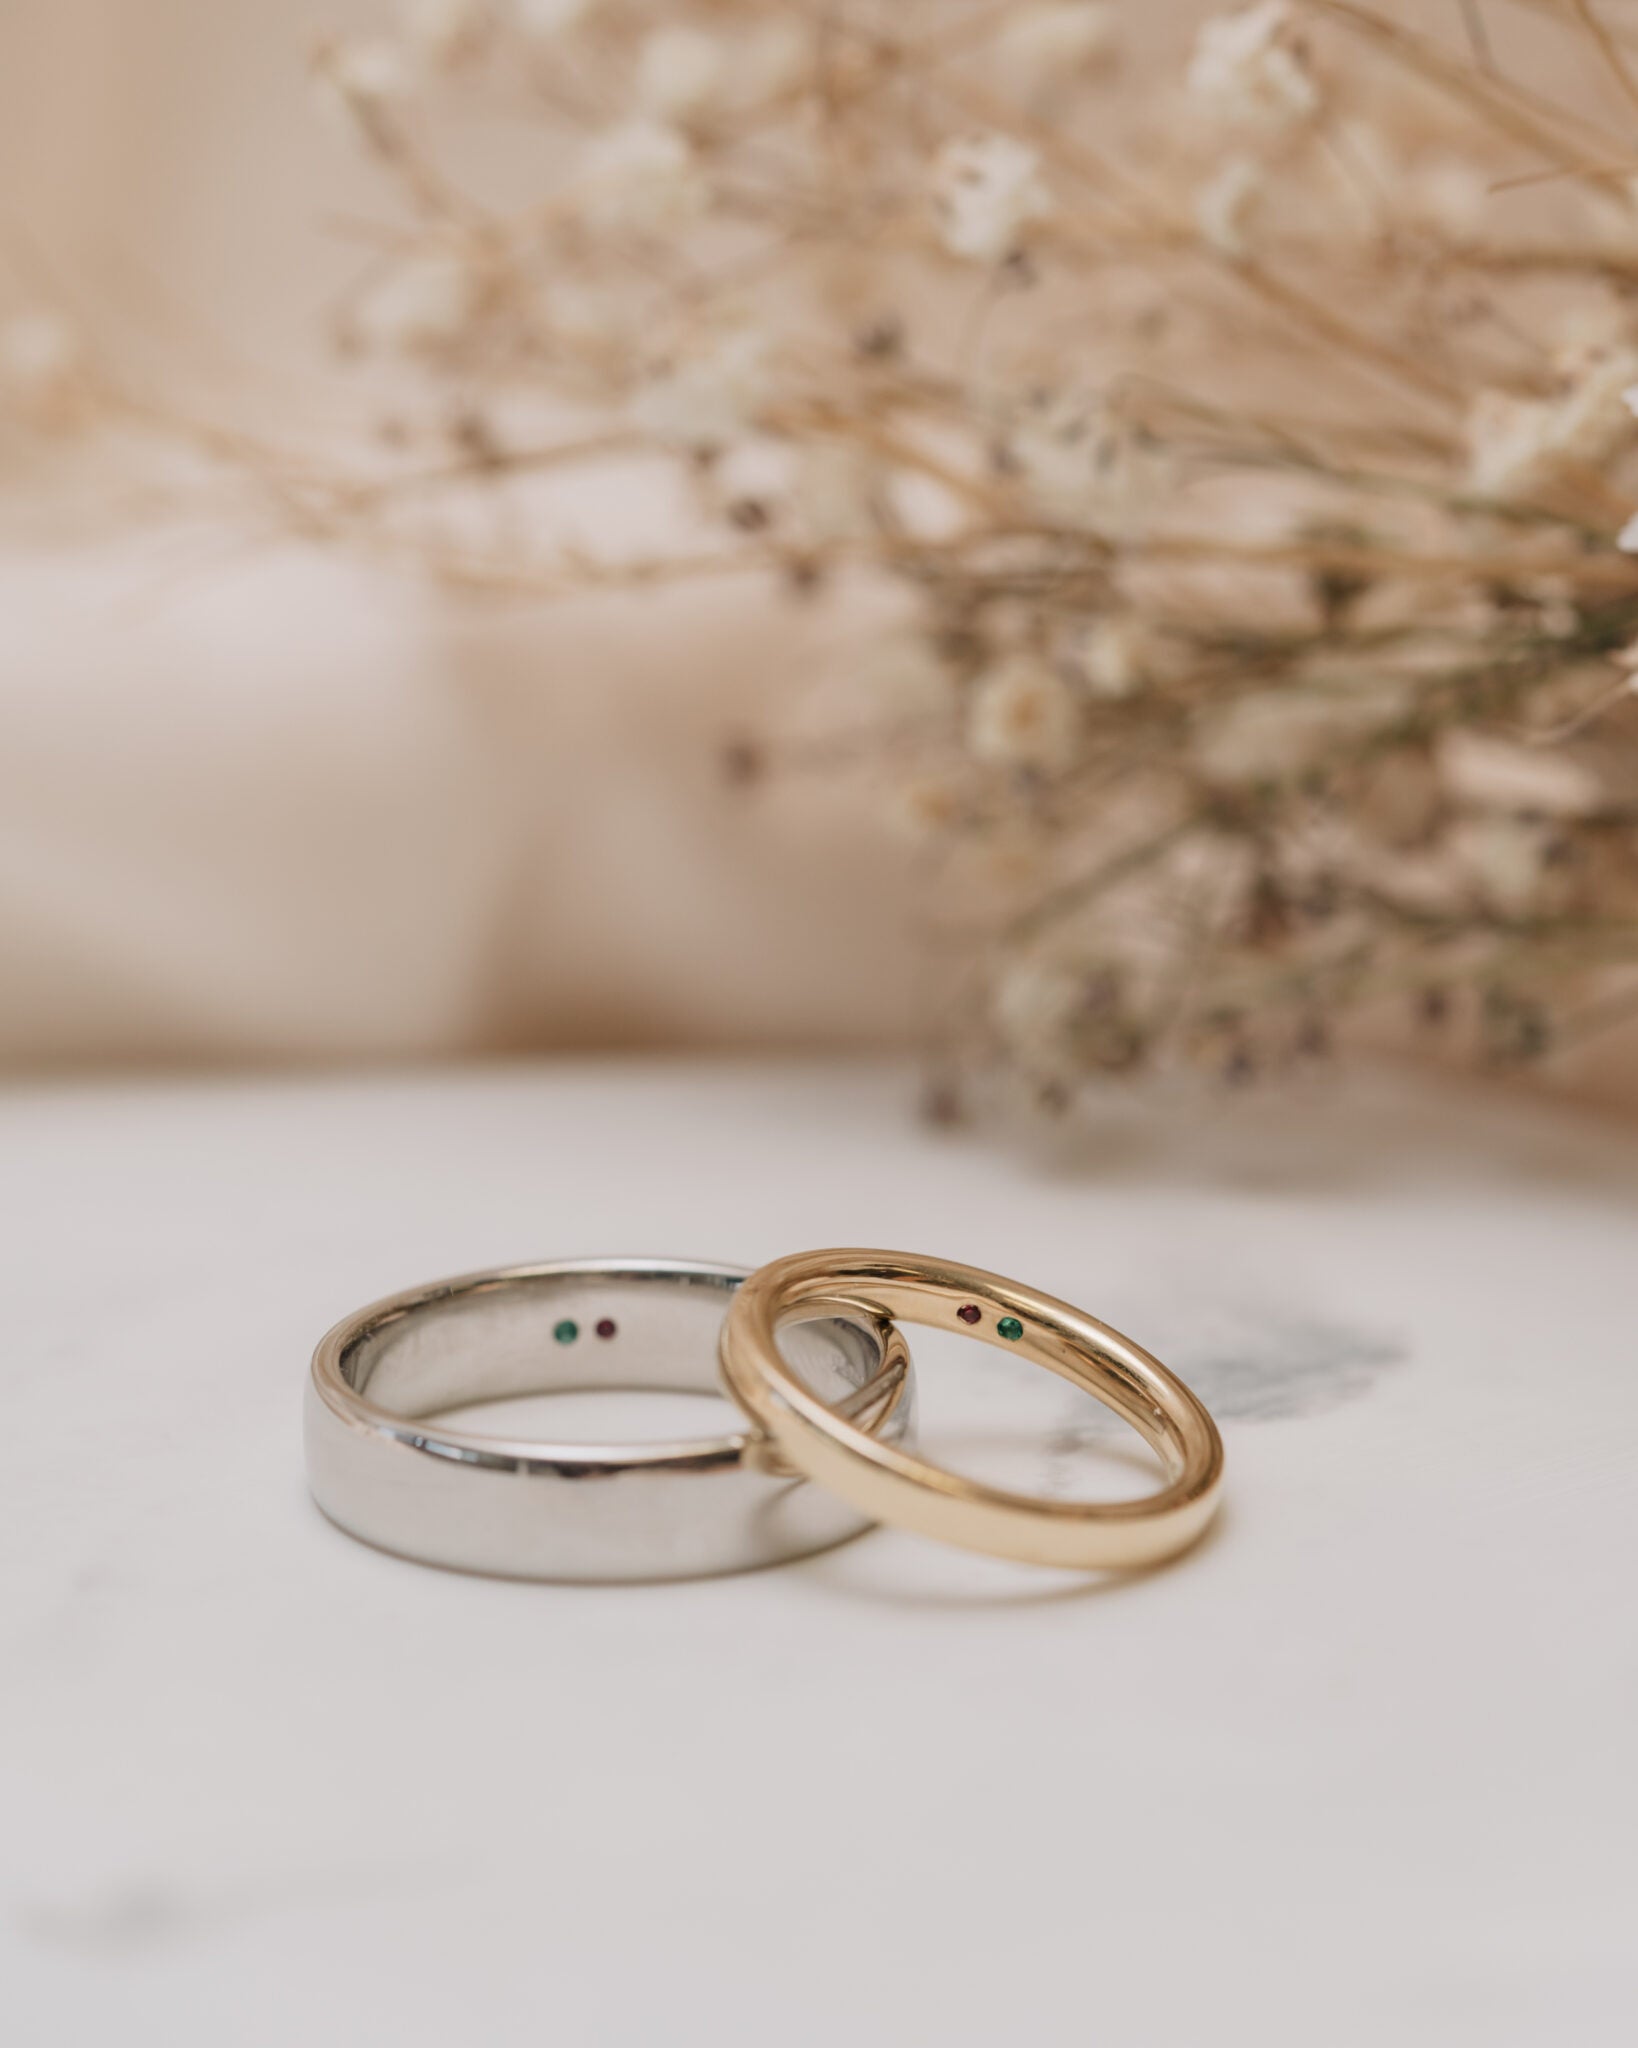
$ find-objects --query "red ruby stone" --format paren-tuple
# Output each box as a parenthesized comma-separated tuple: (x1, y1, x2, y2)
(595, 1318, 618, 1340)
(957, 1303, 982, 1324)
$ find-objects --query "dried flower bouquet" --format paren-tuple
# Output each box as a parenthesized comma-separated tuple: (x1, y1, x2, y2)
(11, 0, 1638, 1099)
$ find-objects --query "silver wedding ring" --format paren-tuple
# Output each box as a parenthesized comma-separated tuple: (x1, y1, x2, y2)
(305, 1257, 916, 1581)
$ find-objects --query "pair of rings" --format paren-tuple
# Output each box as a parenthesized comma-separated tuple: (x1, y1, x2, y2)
(305, 1251, 1225, 1581)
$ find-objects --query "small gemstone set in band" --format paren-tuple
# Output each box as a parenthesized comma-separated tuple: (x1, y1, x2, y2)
(306, 1249, 1223, 1582)
(957, 1300, 1023, 1339)
(553, 1317, 619, 1344)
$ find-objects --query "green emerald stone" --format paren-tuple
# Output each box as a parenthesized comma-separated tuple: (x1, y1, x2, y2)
(553, 1319, 579, 1345)
(997, 1316, 1024, 1342)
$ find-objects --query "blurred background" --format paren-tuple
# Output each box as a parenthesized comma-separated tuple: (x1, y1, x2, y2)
(0, 0, 929, 1069)
(3, 0, 1636, 1105)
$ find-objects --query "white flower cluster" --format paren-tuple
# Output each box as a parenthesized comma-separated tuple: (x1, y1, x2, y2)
(1441, 727, 1602, 921)
(1194, 155, 1266, 258)
(1074, 617, 1150, 700)
(990, 956, 1091, 1068)
(1471, 323, 1638, 502)
(931, 133, 1053, 264)
(242, 0, 1638, 1081)
(1441, 729, 1602, 817)
(967, 653, 1083, 770)
(1187, 2, 1318, 131)
(630, 328, 770, 453)
(1007, 390, 1171, 538)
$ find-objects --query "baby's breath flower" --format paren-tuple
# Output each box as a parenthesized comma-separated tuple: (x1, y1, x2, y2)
(1187, 3, 1317, 130)
(992, 956, 1087, 1064)
(1075, 617, 1149, 700)
(1467, 391, 1555, 501)
(967, 653, 1082, 769)
(1008, 391, 1169, 537)
(1450, 816, 1557, 918)
(1438, 731, 1602, 819)
(1545, 335, 1638, 469)
(631, 327, 769, 451)
(931, 133, 1053, 264)
(1194, 154, 1264, 258)
(1471, 334, 1638, 499)
(992, 956, 1145, 1078)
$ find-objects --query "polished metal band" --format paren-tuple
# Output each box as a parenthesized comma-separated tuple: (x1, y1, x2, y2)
(719, 1248, 1224, 1570)
(305, 1257, 915, 1582)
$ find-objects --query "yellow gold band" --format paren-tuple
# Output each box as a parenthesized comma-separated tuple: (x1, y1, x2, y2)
(720, 1248, 1224, 1571)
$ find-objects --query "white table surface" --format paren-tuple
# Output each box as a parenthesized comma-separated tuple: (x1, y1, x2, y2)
(2, 1060, 1635, 2046)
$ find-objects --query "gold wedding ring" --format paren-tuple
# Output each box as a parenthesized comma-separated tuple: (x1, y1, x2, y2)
(720, 1248, 1224, 1570)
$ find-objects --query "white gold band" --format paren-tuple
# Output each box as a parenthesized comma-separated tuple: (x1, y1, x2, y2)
(305, 1257, 915, 1581)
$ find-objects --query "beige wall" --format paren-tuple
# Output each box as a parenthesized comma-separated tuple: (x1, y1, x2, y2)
(0, 0, 926, 1067)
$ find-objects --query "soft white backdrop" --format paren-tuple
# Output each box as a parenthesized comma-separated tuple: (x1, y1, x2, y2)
(0, 535, 923, 1062)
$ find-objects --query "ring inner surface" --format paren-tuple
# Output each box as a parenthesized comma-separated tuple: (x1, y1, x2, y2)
(347, 1267, 885, 1425)
(770, 1274, 1187, 1477)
